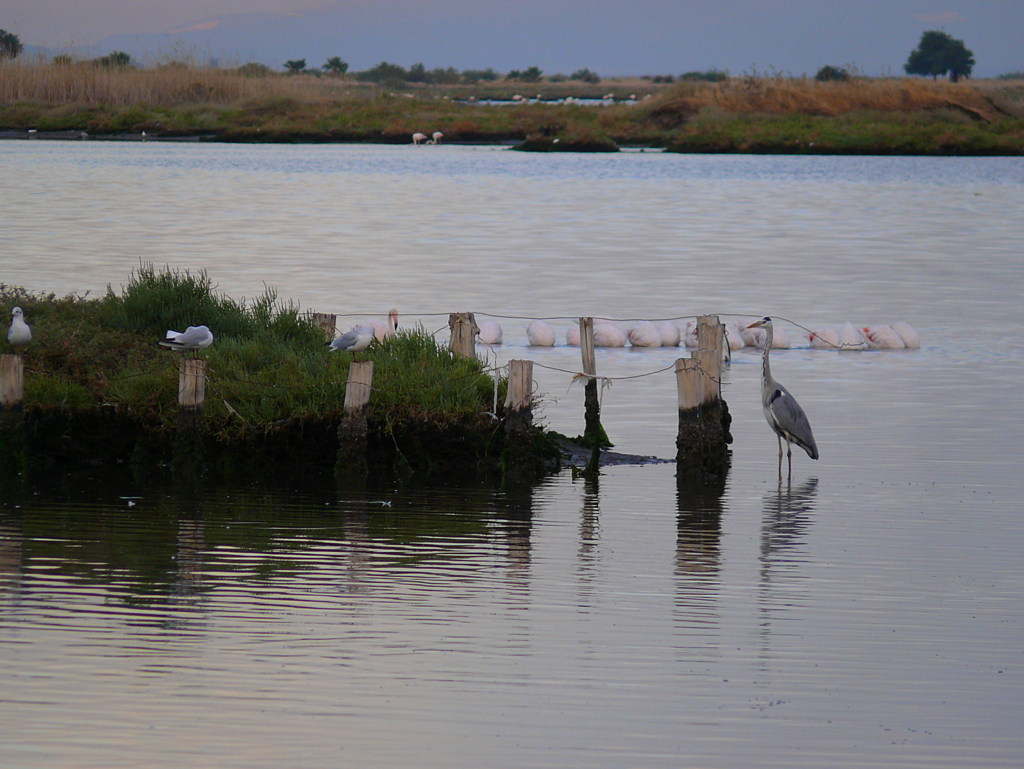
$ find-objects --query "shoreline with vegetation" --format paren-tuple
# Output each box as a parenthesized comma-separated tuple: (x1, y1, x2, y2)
(1, 267, 568, 482)
(1, 60, 1022, 154)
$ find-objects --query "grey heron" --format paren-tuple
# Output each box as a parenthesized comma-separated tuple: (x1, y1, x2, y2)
(7, 307, 32, 348)
(746, 317, 818, 475)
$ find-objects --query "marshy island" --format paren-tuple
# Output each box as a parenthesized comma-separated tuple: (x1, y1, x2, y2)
(1, 58, 1022, 154)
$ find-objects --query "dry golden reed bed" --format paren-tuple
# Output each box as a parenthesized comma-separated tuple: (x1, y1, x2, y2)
(0, 60, 1008, 114)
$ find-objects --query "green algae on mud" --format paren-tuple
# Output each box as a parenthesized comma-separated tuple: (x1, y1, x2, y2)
(0, 267, 564, 480)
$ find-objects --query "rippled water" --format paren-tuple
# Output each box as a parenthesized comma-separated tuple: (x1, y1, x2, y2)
(2, 142, 1023, 767)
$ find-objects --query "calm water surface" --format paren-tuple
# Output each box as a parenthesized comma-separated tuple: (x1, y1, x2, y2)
(1, 143, 1023, 767)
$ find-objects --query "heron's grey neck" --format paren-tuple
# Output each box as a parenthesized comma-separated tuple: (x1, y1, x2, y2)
(761, 325, 774, 385)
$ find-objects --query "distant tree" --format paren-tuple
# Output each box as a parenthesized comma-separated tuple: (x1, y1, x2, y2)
(570, 68, 601, 84)
(462, 68, 497, 82)
(407, 62, 428, 83)
(815, 65, 850, 82)
(0, 29, 22, 60)
(679, 69, 727, 83)
(505, 69, 522, 81)
(462, 68, 498, 83)
(904, 30, 975, 82)
(284, 59, 307, 74)
(52, 54, 73, 67)
(355, 61, 408, 86)
(98, 50, 132, 68)
(520, 66, 543, 83)
(322, 56, 348, 75)
(429, 66, 461, 85)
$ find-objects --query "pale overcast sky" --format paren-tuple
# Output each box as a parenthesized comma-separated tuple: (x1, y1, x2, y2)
(3, 1, 1022, 77)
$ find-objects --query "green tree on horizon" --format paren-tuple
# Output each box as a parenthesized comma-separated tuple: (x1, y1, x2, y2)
(284, 58, 307, 74)
(322, 56, 348, 75)
(904, 30, 975, 82)
(0, 28, 22, 60)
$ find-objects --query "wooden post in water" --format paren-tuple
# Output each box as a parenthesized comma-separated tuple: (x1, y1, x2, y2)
(448, 312, 479, 358)
(579, 317, 607, 472)
(174, 358, 207, 476)
(504, 359, 534, 471)
(676, 315, 732, 479)
(1, 354, 24, 411)
(337, 360, 374, 476)
(0, 354, 27, 479)
(311, 312, 337, 342)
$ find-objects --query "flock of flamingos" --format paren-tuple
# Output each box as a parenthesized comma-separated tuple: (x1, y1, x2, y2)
(328, 309, 920, 353)
(506, 317, 920, 351)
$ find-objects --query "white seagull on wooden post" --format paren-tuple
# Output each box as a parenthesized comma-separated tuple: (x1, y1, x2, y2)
(160, 325, 214, 354)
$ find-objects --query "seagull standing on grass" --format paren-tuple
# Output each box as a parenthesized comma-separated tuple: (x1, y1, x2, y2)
(7, 307, 32, 348)
(160, 325, 214, 354)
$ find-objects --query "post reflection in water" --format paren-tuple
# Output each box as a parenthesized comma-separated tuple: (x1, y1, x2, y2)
(673, 470, 727, 657)
(576, 473, 601, 601)
(758, 477, 819, 647)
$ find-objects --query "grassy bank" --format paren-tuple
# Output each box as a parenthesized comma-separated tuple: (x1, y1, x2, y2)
(1, 266, 544, 477)
(1, 61, 1023, 152)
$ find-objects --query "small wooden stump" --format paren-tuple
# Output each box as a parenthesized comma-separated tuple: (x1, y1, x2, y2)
(0, 354, 27, 478)
(337, 360, 374, 477)
(448, 312, 480, 358)
(579, 317, 607, 472)
(174, 358, 207, 476)
(1, 354, 24, 411)
(504, 359, 534, 471)
(675, 315, 732, 480)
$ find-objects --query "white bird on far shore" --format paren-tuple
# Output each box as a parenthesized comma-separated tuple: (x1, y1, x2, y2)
(478, 320, 503, 344)
(809, 328, 840, 349)
(627, 321, 662, 347)
(890, 321, 920, 349)
(593, 324, 627, 347)
(526, 321, 556, 346)
(659, 321, 681, 346)
(412, 132, 427, 145)
(7, 307, 32, 348)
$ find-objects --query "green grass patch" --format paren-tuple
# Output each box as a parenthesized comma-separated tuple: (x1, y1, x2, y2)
(3, 266, 506, 450)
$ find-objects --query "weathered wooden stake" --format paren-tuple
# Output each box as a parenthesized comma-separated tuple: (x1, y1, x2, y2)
(675, 314, 732, 479)
(0, 354, 27, 479)
(178, 358, 206, 412)
(1, 354, 24, 410)
(448, 312, 480, 358)
(504, 359, 534, 469)
(579, 317, 605, 472)
(310, 312, 337, 342)
(337, 360, 374, 476)
(174, 357, 207, 476)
